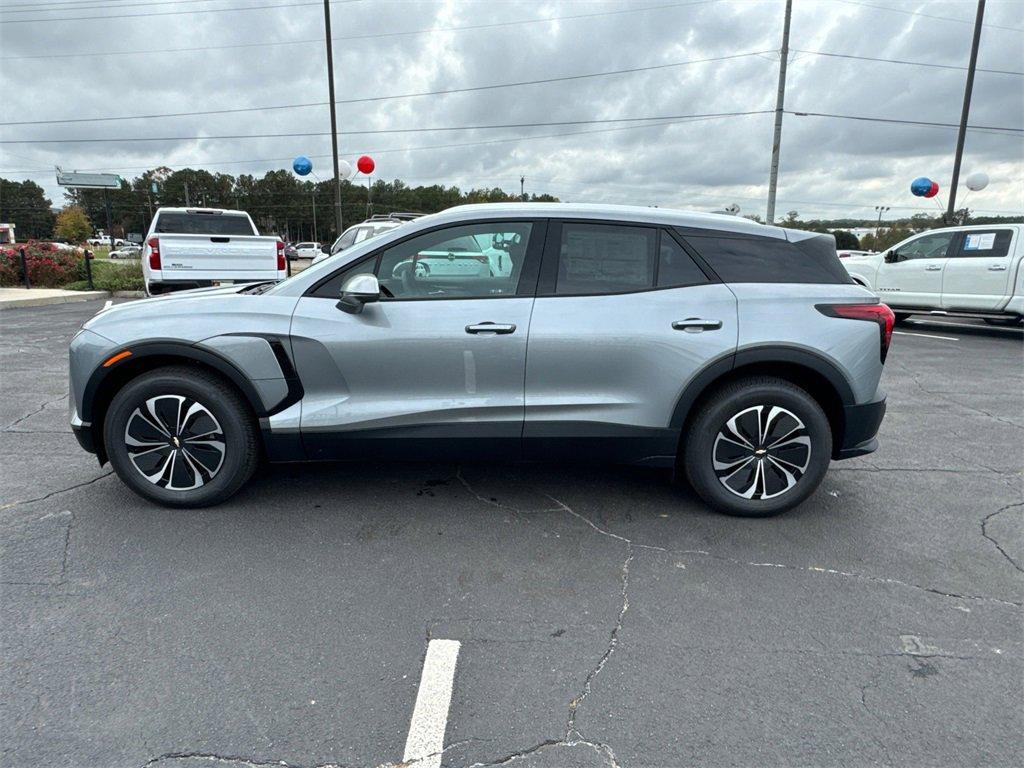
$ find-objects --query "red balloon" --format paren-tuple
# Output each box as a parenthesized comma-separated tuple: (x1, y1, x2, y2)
(924, 180, 939, 198)
(357, 155, 375, 175)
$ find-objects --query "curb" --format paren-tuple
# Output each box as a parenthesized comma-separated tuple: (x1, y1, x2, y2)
(0, 290, 110, 310)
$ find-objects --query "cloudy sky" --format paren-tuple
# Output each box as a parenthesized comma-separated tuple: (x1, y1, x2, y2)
(1, 0, 1021, 221)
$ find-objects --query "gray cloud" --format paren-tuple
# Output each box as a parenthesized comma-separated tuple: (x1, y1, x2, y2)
(1, 0, 1021, 221)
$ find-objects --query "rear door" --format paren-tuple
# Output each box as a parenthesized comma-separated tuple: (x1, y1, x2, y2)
(941, 228, 1017, 311)
(874, 230, 958, 308)
(524, 220, 737, 464)
(290, 219, 544, 460)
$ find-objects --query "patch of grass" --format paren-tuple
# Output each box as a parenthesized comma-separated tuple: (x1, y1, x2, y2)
(65, 260, 144, 292)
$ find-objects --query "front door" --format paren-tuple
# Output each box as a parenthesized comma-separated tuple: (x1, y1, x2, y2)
(524, 221, 737, 464)
(875, 230, 958, 308)
(289, 219, 543, 460)
(941, 229, 1017, 311)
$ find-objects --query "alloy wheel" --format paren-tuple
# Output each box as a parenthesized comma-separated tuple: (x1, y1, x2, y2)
(124, 395, 226, 491)
(712, 405, 811, 500)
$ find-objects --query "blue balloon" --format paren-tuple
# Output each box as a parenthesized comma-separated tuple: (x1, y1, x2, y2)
(910, 176, 932, 197)
(293, 156, 313, 176)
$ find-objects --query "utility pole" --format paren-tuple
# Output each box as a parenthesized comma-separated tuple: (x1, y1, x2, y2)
(323, 0, 344, 236)
(874, 205, 890, 237)
(312, 188, 318, 243)
(184, 182, 191, 206)
(520, 175, 525, 201)
(765, 0, 792, 225)
(946, 0, 985, 224)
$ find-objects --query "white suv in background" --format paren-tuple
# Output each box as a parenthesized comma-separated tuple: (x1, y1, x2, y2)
(842, 224, 1023, 325)
(314, 213, 423, 264)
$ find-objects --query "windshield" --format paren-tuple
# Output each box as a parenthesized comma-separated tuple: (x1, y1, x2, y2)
(154, 212, 256, 236)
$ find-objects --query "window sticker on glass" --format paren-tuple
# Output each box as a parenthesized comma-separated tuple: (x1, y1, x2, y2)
(964, 233, 996, 250)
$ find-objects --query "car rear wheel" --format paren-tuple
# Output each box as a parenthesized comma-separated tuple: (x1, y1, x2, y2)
(683, 376, 832, 517)
(104, 366, 259, 508)
(893, 312, 912, 324)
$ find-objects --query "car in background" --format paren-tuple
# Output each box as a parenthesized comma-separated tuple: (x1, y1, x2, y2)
(283, 243, 299, 261)
(313, 213, 423, 264)
(69, 202, 890, 516)
(293, 242, 322, 260)
(841, 224, 1023, 325)
(837, 249, 875, 259)
(389, 229, 521, 280)
(87, 234, 125, 247)
(109, 244, 142, 259)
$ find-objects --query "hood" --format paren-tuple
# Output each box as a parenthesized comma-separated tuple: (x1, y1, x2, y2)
(82, 282, 259, 332)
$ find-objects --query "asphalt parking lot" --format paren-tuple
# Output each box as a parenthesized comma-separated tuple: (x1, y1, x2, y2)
(1, 300, 1021, 768)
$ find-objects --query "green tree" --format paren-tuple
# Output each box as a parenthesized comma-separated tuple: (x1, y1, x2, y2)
(0, 178, 56, 240)
(53, 206, 93, 243)
(832, 230, 859, 250)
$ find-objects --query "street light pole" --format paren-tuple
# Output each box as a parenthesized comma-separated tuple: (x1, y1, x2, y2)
(874, 205, 890, 237)
(323, 0, 343, 237)
(946, 0, 985, 225)
(765, 0, 792, 225)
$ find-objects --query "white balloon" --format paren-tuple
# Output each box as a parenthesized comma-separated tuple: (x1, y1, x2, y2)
(965, 171, 989, 191)
(338, 160, 353, 180)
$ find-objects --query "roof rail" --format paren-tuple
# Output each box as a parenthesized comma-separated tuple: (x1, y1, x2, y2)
(365, 211, 424, 222)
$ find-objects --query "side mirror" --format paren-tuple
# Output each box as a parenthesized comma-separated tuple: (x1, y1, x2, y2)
(337, 273, 380, 314)
(883, 250, 897, 263)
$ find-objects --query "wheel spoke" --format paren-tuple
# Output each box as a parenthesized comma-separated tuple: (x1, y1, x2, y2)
(713, 404, 812, 501)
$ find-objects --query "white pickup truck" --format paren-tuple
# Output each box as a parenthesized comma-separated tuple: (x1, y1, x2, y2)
(842, 224, 1023, 326)
(142, 207, 286, 295)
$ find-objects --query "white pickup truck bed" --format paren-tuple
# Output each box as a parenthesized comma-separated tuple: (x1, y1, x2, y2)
(143, 208, 284, 295)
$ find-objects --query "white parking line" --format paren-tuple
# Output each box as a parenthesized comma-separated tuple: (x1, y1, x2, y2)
(893, 330, 959, 341)
(402, 639, 461, 768)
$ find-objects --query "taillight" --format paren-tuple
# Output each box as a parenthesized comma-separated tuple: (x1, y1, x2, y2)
(817, 303, 895, 363)
(147, 237, 161, 270)
(276, 240, 286, 271)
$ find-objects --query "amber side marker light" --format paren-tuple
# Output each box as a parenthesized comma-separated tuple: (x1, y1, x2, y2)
(102, 350, 132, 368)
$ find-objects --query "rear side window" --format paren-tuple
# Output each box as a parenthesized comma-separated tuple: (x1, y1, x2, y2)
(679, 231, 852, 284)
(657, 233, 708, 288)
(556, 223, 656, 295)
(954, 230, 1012, 258)
(154, 212, 255, 236)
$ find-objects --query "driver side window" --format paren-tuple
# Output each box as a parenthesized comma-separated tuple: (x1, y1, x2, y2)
(894, 232, 955, 261)
(377, 222, 532, 300)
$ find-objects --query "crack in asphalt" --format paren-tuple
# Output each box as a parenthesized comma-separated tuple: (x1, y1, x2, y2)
(0, 470, 113, 511)
(982, 501, 1024, 574)
(892, 359, 1024, 433)
(1, 392, 68, 432)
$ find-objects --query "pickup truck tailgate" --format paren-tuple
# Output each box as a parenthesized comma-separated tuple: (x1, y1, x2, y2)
(158, 234, 278, 274)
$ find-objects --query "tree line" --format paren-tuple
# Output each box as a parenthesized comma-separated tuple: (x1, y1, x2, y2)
(0, 168, 557, 244)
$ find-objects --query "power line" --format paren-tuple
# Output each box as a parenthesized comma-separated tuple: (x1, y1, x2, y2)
(0, 111, 774, 144)
(0, 1, 712, 59)
(0, 0, 358, 23)
(834, 0, 1023, 33)
(0, 114, 749, 175)
(787, 109, 1023, 135)
(0, 51, 770, 126)
(791, 48, 1024, 77)
(0, 0, 268, 14)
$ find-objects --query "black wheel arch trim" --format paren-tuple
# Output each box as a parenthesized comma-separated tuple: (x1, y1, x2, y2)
(669, 343, 857, 431)
(80, 337, 301, 426)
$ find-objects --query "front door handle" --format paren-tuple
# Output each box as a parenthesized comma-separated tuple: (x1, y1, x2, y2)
(672, 318, 722, 332)
(466, 322, 516, 335)
(988, 264, 1008, 271)
(925, 264, 943, 271)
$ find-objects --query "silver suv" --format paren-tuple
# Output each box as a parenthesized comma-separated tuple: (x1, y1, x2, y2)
(69, 204, 891, 516)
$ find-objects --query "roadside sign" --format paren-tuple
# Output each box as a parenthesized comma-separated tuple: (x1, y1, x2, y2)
(55, 166, 120, 189)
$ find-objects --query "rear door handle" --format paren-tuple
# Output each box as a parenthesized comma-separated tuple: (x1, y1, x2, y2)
(988, 265, 1008, 271)
(925, 264, 943, 271)
(466, 322, 516, 335)
(672, 318, 722, 332)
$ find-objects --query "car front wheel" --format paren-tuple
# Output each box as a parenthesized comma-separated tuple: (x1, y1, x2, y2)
(104, 366, 259, 508)
(683, 376, 832, 517)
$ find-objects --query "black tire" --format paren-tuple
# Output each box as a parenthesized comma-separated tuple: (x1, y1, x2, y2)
(893, 312, 912, 324)
(683, 376, 833, 517)
(983, 317, 1023, 327)
(104, 366, 259, 508)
